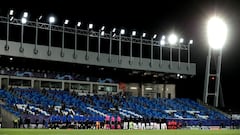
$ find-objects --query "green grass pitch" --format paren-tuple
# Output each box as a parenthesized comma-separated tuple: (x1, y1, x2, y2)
(0, 129, 240, 135)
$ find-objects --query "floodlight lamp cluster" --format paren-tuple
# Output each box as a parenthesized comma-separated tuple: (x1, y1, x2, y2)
(7, 9, 194, 45)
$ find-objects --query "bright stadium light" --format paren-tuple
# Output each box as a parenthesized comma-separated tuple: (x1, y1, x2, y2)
(101, 26, 105, 31)
(9, 10, 14, 15)
(23, 12, 28, 18)
(189, 40, 193, 44)
(101, 31, 105, 36)
(38, 15, 43, 20)
(168, 33, 178, 45)
(153, 34, 157, 39)
(160, 40, 165, 46)
(132, 31, 136, 36)
(112, 28, 116, 33)
(120, 29, 125, 35)
(10, 16, 14, 21)
(49, 16, 55, 24)
(207, 16, 227, 49)
(161, 35, 166, 40)
(179, 38, 184, 43)
(77, 22, 81, 27)
(142, 33, 146, 38)
(88, 23, 93, 29)
(64, 19, 69, 25)
(21, 17, 27, 24)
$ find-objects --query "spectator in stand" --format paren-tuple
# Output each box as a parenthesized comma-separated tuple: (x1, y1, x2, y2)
(105, 115, 110, 129)
(117, 115, 122, 129)
(111, 116, 115, 129)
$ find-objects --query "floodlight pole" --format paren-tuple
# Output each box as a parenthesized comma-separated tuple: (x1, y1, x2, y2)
(109, 31, 112, 62)
(74, 25, 77, 59)
(169, 44, 172, 69)
(48, 23, 52, 56)
(98, 30, 101, 61)
(150, 38, 153, 66)
(118, 33, 122, 64)
(34, 19, 38, 54)
(159, 40, 163, 67)
(178, 43, 181, 69)
(203, 47, 222, 107)
(86, 28, 90, 60)
(139, 36, 143, 65)
(130, 35, 133, 64)
(5, 14, 10, 50)
(61, 24, 65, 57)
(187, 43, 191, 70)
(20, 22, 24, 52)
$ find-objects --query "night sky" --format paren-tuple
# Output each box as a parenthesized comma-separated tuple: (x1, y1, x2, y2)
(1, 1, 240, 112)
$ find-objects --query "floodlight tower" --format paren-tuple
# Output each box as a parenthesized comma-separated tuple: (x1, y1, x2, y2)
(20, 12, 28, 53)
(203, 16, 227, 107)
(5, 9, 14, 51)
(48, 16, 55, 56)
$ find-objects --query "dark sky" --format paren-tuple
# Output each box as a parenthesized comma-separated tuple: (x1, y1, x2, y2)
(1, 1, 240, 112)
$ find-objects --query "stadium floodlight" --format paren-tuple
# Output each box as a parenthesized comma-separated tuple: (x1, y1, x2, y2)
(88, 23, 93, 29)
(207, 16, 227, 49)
(64, 19, 69, 25)
(160, 40, 165, 46)
(189, 40, 193, 44)
(49, 16, 55, 24)
(101, 31, 105, 36)
(21, 17, 27, 24)
(142, 33, 146, 38)
(101, 26, 105, 31)
(161, 35, 166, 40)
(120, 29, 125, 35)
(153, 34, 157, 39)
(112, 28, 116, 33)
(9, 10, 14, 15)
(168, 33, 178, 45)
(38, 15, 43, 20)
(77, 22, 81, 27)
(132, 31, 136, 36)
(10, 16, 14, 21)
(179, 38, 184, 43)
(23, 12, 28, 18)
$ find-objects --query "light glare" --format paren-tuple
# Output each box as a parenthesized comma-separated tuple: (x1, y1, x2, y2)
(189, 40, 193, 44)
(153, 34, 157, 39)
(77, 22, 81, 27)
(179, 38, 184, 43)
(64, 19, 69, 25)
(142, 33, 146, 38)
(9, 10, 14, 15)
(23, 12, 28, 18)
(168, 34, 178, 45)
(21, 18, 27, 24)
(101, 31, 105, 36)
(132, 31, 136, 36)
(112, 28, 116, 33)
(120, 29, 125, 35)
(160, 40, 165, 46)
(207, 16, 227, 49)
(101, 26, 105, 31)
(89, 24, 93, 29)
(49, 16, 55, 23)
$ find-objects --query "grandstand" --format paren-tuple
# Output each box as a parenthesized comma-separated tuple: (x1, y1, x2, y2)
(0, 8, 240, 131)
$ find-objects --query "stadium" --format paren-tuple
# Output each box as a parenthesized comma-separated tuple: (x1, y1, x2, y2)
(1, 5, 240, 135)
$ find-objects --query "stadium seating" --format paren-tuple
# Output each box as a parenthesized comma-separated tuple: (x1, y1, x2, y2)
(0, 88, 238, 127)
